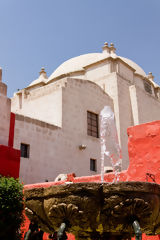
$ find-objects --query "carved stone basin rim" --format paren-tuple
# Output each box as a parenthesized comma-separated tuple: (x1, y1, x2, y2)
(24, 181, 160, 238)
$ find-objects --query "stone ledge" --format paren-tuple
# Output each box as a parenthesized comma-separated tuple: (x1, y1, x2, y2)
(15, 113, 60, 131)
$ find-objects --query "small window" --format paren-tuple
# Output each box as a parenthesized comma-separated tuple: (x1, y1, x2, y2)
(144, 80, 152, 94)
(21, 143, 30, 158)
(90, 158, 97, 172)
(87, 111, 99, 138)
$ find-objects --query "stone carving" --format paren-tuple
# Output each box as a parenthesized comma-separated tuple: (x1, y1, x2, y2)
(48, 203, 83, 225)
(111, 198, 151, 218)
(101, 197, 152, 234)
(25, 207, 54, 234)
(24, 182, 160, 239)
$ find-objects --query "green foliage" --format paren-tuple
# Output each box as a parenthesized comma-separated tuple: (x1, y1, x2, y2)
(0, 176, 24, 240)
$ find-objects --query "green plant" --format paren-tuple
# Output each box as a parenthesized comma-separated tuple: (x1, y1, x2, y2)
(0, 176, 24, 240)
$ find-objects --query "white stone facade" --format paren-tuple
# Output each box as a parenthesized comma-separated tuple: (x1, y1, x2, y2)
(13, 78, 113, 184)
(9, 43, 160, 184)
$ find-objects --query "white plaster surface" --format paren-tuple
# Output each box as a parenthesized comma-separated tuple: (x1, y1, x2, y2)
(10, 44, 160, 183)
(14, 78, 113, 184)
(12, 82, 63, 126)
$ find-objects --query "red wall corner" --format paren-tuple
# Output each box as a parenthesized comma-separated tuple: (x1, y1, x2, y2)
(0, 112, 20, 178)
(127, 120, 160, 183)
(8, 112, 15, 147)
(0, 145, 20, 178)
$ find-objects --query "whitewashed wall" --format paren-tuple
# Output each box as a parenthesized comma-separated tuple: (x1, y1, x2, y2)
(14, 78, 113, 184)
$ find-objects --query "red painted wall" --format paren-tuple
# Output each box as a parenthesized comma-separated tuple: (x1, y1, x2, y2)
(0, 112, 20, 178)
(127, 121, 160, 183)
(0, 145, 20, 178)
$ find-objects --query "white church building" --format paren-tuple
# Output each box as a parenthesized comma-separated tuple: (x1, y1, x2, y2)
(1, 43, 160, 184)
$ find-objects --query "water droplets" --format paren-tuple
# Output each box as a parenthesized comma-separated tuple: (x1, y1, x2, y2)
(100, 106, 122, 183)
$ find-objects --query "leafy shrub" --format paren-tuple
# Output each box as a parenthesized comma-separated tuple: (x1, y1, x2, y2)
(0, 176, 24, 240)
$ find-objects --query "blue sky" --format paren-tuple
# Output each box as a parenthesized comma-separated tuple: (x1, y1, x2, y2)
(0, 0, 160, 97)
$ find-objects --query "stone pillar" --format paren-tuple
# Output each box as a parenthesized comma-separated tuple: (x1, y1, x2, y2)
(110, 43, 116, 54)
(0, 68, 7, 96)
(147, 72, 154, 82)
(0, 67, 11, 145)
(102, 42, 110, 56)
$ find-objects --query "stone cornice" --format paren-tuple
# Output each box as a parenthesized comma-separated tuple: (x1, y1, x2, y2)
(47, 70, 85, 85)
(15, 113, 60, 130)
(25, 81, 46, 90)
(83, 57, 111, 69)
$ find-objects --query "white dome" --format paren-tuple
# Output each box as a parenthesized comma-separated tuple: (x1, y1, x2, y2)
(29, 74, 46, 86)
(47, 53, 106, 82)
(48, 52, 146, 82)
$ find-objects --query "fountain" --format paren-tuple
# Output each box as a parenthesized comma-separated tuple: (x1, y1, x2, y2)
(25, 182, 160, 239)
(100, 106, 122, 183)
(24, 109, 160, 240)
(24, 181, 160, 239)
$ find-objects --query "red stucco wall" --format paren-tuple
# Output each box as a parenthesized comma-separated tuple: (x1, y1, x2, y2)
(127, 121, 160, 183)
(0, 145, 20, 178)
(0, 112, 20, 178)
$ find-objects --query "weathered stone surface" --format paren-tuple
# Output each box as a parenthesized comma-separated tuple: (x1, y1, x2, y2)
(24, 182, 160, 238)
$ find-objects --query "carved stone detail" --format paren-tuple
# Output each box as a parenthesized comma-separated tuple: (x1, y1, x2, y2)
(110, 198, 152, 218)
(25, 207, 54, 233)
(101, 197, 152, 233)
(48, 203, 83, 225)
(24, 182, 160, 237)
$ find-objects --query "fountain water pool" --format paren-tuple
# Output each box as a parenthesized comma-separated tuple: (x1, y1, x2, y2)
(24, 181, 160, 239)
(23, 120, 160, 240)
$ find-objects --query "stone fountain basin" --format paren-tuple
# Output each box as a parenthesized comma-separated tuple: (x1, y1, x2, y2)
(24, 182, 160, 238)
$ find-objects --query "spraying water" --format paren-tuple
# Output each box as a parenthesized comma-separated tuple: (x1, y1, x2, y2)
(100, 106, 122, 183)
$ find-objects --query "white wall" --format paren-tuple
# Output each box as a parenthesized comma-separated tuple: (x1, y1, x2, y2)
(13, 78, 114, 184)
(136, 86, 160, 124)
(12, 81, 64, 127)
(118, 62, 134, 82)
(117, 75, 133, 169)
(85, 61, 110, 81)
